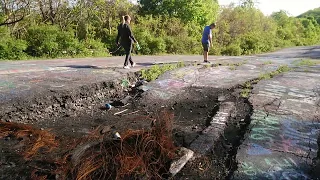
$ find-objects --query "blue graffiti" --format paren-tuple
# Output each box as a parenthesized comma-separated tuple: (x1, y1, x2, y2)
(247, 143, 272, 156)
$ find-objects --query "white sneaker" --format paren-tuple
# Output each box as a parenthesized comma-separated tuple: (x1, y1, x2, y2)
(123, 65, 130, 69)
(131, 62, 136, 67)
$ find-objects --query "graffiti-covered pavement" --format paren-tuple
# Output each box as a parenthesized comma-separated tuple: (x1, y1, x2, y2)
(139, 46, 320, 179)
(0, 46, 320, 179)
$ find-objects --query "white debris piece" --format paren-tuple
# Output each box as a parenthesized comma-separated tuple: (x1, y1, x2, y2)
(169, 147, 194, 177)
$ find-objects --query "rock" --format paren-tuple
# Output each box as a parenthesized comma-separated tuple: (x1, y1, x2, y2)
(100, 126, 111, 134)
(169, 147, 194, 177)
(135, 80, 148, 87)
(218, 95, 226, 101)
(121, 95, 132, 105)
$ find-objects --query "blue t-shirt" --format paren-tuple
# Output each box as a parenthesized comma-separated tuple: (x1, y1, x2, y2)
(201, 26, 212, 44)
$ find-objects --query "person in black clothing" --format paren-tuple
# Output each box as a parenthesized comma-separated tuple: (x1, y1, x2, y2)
(116, 15, 138, 69)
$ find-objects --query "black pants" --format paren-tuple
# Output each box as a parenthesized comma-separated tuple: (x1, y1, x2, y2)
(122, 43, 133, 66)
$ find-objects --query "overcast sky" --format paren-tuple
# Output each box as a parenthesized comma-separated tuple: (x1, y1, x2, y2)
(130, 0, 320, 16)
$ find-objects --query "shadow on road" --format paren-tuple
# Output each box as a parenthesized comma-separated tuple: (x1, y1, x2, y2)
(136, 62, 156, 66)
(259, 46, 320, 59)
(302, 48, 320, 59)
(61, 65, 104, 69)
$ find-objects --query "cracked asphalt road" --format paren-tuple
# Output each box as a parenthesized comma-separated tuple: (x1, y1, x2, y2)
(0, 45, 319, 179)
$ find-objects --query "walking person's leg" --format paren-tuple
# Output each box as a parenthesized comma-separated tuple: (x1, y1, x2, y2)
(123, 43, 132, 68)
(128, 44, 134, 66)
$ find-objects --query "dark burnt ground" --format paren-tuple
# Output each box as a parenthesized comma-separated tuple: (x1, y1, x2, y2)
(169, 87, 252, 180)
(0, 72, 254, 180)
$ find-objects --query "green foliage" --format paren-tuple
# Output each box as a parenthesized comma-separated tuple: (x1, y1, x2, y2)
(141, 62, 185, 81)
(240, 81, 252, 98)
(263, 61, 273, 65)
(24, 25, 108, 58)
(258, 65, 291, 80)
(240, 88, 251, 98)
(297, 7, 320, 25)
(26, 25, 60, 57)
(0, 37, 28, 60)
(229, 65, 236, 70)
(138, 0, 219, 27)
(293, 59, 319, 66)
(216, 5, 278, 55)
(1, 0, 320, 60)
(222, 42, 242, 56)
(133, 15, 202, 55)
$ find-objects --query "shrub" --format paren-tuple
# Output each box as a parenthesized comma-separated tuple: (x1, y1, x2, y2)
(26, 25, 60, 57)
(222, 42, 242, 56)
(0, 37, 28, 60)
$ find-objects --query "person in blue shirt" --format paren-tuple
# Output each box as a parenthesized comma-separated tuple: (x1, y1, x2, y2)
(201, 23, 216, 63)
(116, 15, 138, 69)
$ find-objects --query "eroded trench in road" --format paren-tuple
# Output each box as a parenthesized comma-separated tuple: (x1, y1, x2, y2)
(0, 71, 314, 179)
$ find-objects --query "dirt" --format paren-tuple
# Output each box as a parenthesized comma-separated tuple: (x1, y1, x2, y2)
(0, 72, 268, 180)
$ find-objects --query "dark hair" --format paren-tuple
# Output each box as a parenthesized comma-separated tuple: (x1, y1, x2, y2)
(210, 23, 216, 27)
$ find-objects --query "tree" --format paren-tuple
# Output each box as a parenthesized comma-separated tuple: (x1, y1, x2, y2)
(239, 0, 257, 9)
(0, 0, 30, 26)
(138, 0, 219, 26)
(34, 0, 68, 24)
(297, 7, 320, 25)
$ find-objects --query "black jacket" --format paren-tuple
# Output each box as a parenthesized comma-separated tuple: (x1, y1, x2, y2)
(116, 23, 137, 45)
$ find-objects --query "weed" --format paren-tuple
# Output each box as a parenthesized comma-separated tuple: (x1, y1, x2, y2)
(212, 63, 219, 67)
(240, 65, 291, 98)
(259, 73, 271, 80)
(177, 61, 185, 68)
(275, 65, 291, 74)
(293, 59, 318, 66)
(263, 60, 273, 65)
(141, 62, 185, 81)
(204, 64, 211, 68)
(241, 88, 251, 98)
(229, 65, 236, 70)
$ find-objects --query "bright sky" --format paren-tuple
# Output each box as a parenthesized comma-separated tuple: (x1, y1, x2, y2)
(130, 0, 320, 17)
(219, 0, 320, 16)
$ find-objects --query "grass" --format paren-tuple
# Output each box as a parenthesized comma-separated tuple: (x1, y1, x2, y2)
(208, 60, 248, 69)
(141, 62, 185, 81)
(229, 65, 236, 70)
(293, 59, 319, 66)
(263, 60, 273, 65)
(240, 65, 291, 98)
(240, 81, 252, 98)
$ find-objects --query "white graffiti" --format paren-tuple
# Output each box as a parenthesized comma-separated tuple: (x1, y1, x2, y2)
(258, 83, 318, 105)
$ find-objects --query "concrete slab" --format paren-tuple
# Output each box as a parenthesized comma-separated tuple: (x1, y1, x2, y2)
(233, 66, 320, 179)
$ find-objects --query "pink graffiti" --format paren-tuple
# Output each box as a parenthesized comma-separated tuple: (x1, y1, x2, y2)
(157, 79, 187, 90)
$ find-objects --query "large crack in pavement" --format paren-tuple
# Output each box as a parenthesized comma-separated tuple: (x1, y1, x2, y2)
(0, 71, 139, 123)
(0, 60, 319, 179)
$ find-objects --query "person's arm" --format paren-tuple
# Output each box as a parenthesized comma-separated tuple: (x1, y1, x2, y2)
(116, 24, 121, 45)
(126, 24, 137, 43)
(208, 30, 213, 47)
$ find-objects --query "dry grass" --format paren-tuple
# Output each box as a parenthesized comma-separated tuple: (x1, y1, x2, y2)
(0, 121, 58, 159)
(0, 110, 178, 179)
(63, 110, 178, 180)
